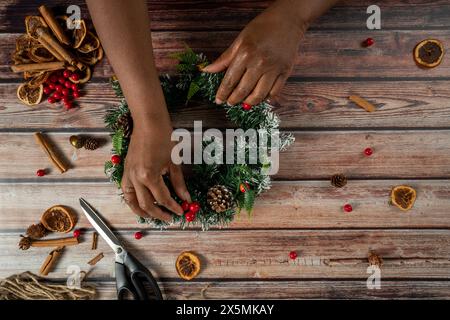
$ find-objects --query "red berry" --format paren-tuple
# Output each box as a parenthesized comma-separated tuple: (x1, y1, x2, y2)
(364, 37, 375, 47)
(181, 200, 190, 212)
(64, 80, 72, 88)
(63, 69, 72, 78)
(364, 147, 373, 156)
(36, 169, 46, 177)
(55, 84, 63, 92)
(289, 251, 298, 260)
(47, 96, 56, 104)
(242, 102, 252, 111)
(64, 101, 73, 109)
(189, 201, 200, 214)
(58, 76, 66, 84)
(111, 154, 121, 165)
(49, 74, 58, 83)
(134, 231, 143, 240)
(239, 182, 250, 193)
(70, 73, 79, 81)
(71, 83, 78, 91)
(48, 83, 56, 90)
(72, 90, 81, 98)
(53, 92, 62, 100)
(73, 229, 81, 238)
(343, 204, 353, 213)
(62, 96, 71, 104)
(43, 86, 52, 95)
(61, 88, 70, 96)
(185, 211, 196, 222)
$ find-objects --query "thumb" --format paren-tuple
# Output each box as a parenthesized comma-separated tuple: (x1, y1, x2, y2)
(202, 46, 234, 73)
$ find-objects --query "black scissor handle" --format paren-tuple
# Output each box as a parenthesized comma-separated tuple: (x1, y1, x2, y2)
(115, 262, 138, 300)
(124, 253, 163, 300)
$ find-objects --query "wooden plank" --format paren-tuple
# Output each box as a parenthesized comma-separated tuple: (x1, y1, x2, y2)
(2, 30, 450, 79)
(3, 80, 450, 130)
(0, 230, 449, 279)
(1, 180, 450, 230)
(1, 0, 450, 33)
(91, 280, 450, 299)
(1, 131, 450, 180)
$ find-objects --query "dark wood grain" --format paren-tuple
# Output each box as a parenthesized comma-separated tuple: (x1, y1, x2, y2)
(1, 230, 449, 279)
(2, 180, 449, 230)
(2, 80, 450, 130)
(1, 0, 450, 33)
(2, 30, 450, 79)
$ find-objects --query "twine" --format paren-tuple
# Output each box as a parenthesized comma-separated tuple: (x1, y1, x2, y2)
(0, 272, 96, 300)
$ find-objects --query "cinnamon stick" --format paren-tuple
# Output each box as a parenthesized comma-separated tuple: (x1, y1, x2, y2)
(36, 27, 84, 70)
(19, 236, 79, 250)
(87, 252, 104, 266)
(38, 5, 71, 45)
(34, 132, 68, 173)
(11, 61, 65, 73)
(39, 246, 65, 275)
(349, 95, 376, 112)
(91, 232, 98, 250)
(37, 34, 65, 61)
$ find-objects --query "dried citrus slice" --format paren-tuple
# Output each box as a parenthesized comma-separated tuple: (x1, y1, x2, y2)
(25, 15, 48, 39)
(414, 39, 444, 68)
(390, 185, 417, 211)
(29, 45, 54, 62)
(40, 205, 77, 233)
(72, 19, 87, 48)
(12, 50, 32, 65)
(24, 70, 41, 79)
(28, 72, 50, 88)
(77, 46, 103, 66)
(77, 31, 100, 53)
(17, 82, 44, 106)
(70, 64, 91, 84)
(16, 34, 38, 52)
(175, 251, 201, 280)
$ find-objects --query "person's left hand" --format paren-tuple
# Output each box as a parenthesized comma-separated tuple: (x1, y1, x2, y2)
(202, 0, 307, 106)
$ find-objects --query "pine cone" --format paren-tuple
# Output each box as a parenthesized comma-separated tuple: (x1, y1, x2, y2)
(26, 223, 48, 239)
(114, 112, 133, 138)
(331, 173, 347, 188)
(368, 251, 383, 267)
(207, 185, 233, 213)
(18, 236, 32, 250)
(84, 137, 99, 150)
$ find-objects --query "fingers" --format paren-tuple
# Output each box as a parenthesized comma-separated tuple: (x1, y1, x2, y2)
(244, 72, 278, 106)
(169, 164, 191, 203)
(226, 69, 261, 106)
(148, 175, 184, 216)
(201, 46, 234, 73)
(214, 56, 246, 104)
(268, 74, 288, 100)
(122, 178, 149, 218)
(134, 183, 172, 222)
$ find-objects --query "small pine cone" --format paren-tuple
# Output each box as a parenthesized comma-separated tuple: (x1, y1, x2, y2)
(84, 137, 99, 150)
(26, 223, 48, 239)
(207, 185, 233, 213)
(331, 173, 347, 188)
(114, 112, 133, 138)
(368, 251, 383, 267)
(18, 236, 32, 250)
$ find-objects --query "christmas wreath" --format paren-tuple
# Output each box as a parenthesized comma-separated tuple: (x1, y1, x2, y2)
(104, 48, 294, 230)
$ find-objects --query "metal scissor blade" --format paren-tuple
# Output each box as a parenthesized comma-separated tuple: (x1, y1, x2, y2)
(79, 198, 123, 254)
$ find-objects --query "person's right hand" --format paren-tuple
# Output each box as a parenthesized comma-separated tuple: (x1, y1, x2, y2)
(121, 117, 191, 221)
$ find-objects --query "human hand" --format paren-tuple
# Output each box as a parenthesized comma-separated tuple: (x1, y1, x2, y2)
(121, 117, 191, 221)
(202, 0, 307, 106)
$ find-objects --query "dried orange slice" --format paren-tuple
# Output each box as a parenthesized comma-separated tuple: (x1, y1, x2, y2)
(77, 31, 100, 53)
(414, 39, 444, 68)
(28, 72, 50, 88)
(40, 205, 77, 233)
(70, 64, 91, 84)
(12, 50, 32, 65)
(17, 82, 44, 106)
(78, 46, 103, 66)
(175, 251, 201, 280)
(390, 185, 417, 211)
(25, 15, 48, 39)
(29, 45, 54, 62)
(72, 19, 87, 48)
(16, 34, 38, 52)
(23, 70, 41, 79)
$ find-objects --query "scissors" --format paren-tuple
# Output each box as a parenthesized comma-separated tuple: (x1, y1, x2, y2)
(79, 198, 163, 300)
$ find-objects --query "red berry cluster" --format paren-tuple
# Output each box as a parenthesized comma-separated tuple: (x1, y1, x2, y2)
(44, 69, 81, 109)
(182, 200, 200, 222)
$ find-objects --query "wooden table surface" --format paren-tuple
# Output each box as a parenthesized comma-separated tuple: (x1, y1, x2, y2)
(1, 0, 450, 299)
